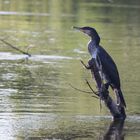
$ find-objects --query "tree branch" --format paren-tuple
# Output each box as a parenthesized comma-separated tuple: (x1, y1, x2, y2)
(0, 39, 31, 57)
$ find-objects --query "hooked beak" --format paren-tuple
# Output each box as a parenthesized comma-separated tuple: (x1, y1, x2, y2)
(73, 26, 84, 32)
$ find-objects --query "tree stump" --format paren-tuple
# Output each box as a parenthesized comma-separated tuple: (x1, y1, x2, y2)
(82, 58, 126, 120)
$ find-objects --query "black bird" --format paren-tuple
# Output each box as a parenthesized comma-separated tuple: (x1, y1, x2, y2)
(74, 26, 126, 107)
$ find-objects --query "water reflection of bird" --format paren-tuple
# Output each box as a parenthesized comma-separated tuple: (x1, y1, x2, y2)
(73, 26, 126, 107)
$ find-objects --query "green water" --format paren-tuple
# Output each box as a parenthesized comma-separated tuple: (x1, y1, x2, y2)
(0, 0, 140, 139)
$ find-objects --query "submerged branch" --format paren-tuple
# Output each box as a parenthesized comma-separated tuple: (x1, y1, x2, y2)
(0, 39, 31, 57)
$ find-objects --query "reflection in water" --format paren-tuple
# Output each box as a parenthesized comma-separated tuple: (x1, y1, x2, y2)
(0, 0, 140, 139)
(102, 120, 125, 140)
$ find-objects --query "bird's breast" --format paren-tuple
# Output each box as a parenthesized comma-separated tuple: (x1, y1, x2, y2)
(92, 48, 97, 59)
(88, 44, 98, 59)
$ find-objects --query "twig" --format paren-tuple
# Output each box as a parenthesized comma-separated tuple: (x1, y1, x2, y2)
(80, 60, 90, 69)
(0, 39, 31, 57)
(85, 79, 102, 111)
(85, 79, 99, 96)
(69, 83, 99, 99)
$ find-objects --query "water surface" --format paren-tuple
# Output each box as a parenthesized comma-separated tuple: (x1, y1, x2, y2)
(0, 0, 140, 139)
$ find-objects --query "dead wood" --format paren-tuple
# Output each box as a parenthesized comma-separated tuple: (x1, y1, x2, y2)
(81, 58, 126, 120)
(0, 39, 31, 57)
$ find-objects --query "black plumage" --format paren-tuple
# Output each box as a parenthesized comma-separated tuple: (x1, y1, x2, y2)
(74, 26, 126, 107)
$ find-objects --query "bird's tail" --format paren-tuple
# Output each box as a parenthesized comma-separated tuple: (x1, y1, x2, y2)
(115, 89, 126, 108)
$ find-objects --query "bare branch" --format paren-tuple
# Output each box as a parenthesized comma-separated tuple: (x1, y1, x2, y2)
(69, 83, 99, 99)
(0, 39, 31, 57)
(85, 79, 99, 96)
(80, 60, 90, 69)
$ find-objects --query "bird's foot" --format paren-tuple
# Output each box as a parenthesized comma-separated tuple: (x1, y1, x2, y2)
(88, 58, 96, 68)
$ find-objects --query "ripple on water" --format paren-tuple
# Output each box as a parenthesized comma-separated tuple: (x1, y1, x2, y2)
(0, 112, 58, 139)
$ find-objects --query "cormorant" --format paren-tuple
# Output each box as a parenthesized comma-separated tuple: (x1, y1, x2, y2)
(73, 26, 126, 107)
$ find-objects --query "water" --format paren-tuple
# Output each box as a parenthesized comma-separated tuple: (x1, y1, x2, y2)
(0, 0, 140, 139)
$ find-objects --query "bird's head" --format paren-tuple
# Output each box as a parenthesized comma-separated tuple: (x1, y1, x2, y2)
(73, 26, 100, 44)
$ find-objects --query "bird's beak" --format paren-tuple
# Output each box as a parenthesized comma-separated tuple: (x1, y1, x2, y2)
(73, 26, 84, 32)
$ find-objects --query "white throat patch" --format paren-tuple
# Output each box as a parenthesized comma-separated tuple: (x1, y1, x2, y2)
(88, 40, 98, 59)
(92, 48, 97, 59)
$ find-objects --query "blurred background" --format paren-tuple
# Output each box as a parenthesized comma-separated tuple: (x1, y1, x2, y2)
(0, 0, 140, 139)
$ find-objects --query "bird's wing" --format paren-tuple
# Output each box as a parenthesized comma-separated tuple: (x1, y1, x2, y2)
(97, 46, 120, 88)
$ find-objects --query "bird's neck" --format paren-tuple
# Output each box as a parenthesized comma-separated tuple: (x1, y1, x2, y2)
(90, 39, 99, 47)
(88, 40, 97, 53)
(91, 35, 100, 46)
